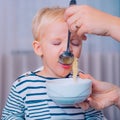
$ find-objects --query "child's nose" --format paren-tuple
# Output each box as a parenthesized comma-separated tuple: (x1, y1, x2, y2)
(61, 45, 66, 53)
(61, 42, 73, 53)
(69, 44, 73, 52)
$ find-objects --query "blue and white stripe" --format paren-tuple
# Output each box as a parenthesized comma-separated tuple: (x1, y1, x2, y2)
(1, 70, 106, 120)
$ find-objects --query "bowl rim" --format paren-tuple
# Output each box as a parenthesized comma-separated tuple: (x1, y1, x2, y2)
(46, 77, 92, 84)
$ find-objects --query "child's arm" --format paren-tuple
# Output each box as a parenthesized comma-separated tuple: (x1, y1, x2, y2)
(1, 84, 25, 120)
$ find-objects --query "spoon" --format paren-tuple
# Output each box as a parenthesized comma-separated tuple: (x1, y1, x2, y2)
(58, 31, 74, 65)
(58, 0, 76, 65)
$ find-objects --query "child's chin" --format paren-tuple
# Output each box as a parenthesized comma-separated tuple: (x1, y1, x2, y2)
(59, 72, 71, 78)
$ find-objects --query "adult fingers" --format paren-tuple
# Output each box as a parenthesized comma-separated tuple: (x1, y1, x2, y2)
(66, 12, 81, 26)
(70, 18, 82, 32)
(87, 97, 105, 110)
(64, 5, 80, 21)
(75, 101, 89, 110)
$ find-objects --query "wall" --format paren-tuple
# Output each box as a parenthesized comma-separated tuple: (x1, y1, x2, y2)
(0, 0, 120, 119)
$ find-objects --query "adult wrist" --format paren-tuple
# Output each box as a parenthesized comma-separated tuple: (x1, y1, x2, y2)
(114, 87, 120, 109)
(109, 16, 120, 41)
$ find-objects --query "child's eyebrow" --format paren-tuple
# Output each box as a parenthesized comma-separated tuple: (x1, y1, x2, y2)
(52, 37, 63, 40)
(53, 35, 67, 40)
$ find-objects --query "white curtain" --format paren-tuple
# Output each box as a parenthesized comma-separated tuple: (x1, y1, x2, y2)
(0, 0, 120, 119)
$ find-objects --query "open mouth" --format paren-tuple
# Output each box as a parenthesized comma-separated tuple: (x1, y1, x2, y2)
(60, 63, 72, 69)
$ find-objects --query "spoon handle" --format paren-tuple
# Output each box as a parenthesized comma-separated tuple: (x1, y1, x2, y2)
(66, 0, 77, 52)
(69, 0, 76, 5)
(67, 31, 71, 52)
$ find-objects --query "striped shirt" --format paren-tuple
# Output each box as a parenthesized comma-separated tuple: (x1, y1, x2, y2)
(2, 69, 106, 120)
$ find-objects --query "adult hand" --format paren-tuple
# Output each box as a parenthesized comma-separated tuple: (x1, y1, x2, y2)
(77, 73, 120, 110)
(64, 5, 120, 41)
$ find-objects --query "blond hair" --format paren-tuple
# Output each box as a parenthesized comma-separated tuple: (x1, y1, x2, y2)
(32, 7, 66, 41)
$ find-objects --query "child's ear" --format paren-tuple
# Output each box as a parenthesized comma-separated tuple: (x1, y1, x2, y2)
(32, 40, 43, 56)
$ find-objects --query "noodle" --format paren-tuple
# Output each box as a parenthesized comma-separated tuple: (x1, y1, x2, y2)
(72, 57, 78, 80)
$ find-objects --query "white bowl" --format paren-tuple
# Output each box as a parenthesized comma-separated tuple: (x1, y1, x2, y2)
(46, 77, 92, 105)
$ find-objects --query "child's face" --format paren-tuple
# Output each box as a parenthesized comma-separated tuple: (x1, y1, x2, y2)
(33, 21, 82, 78)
